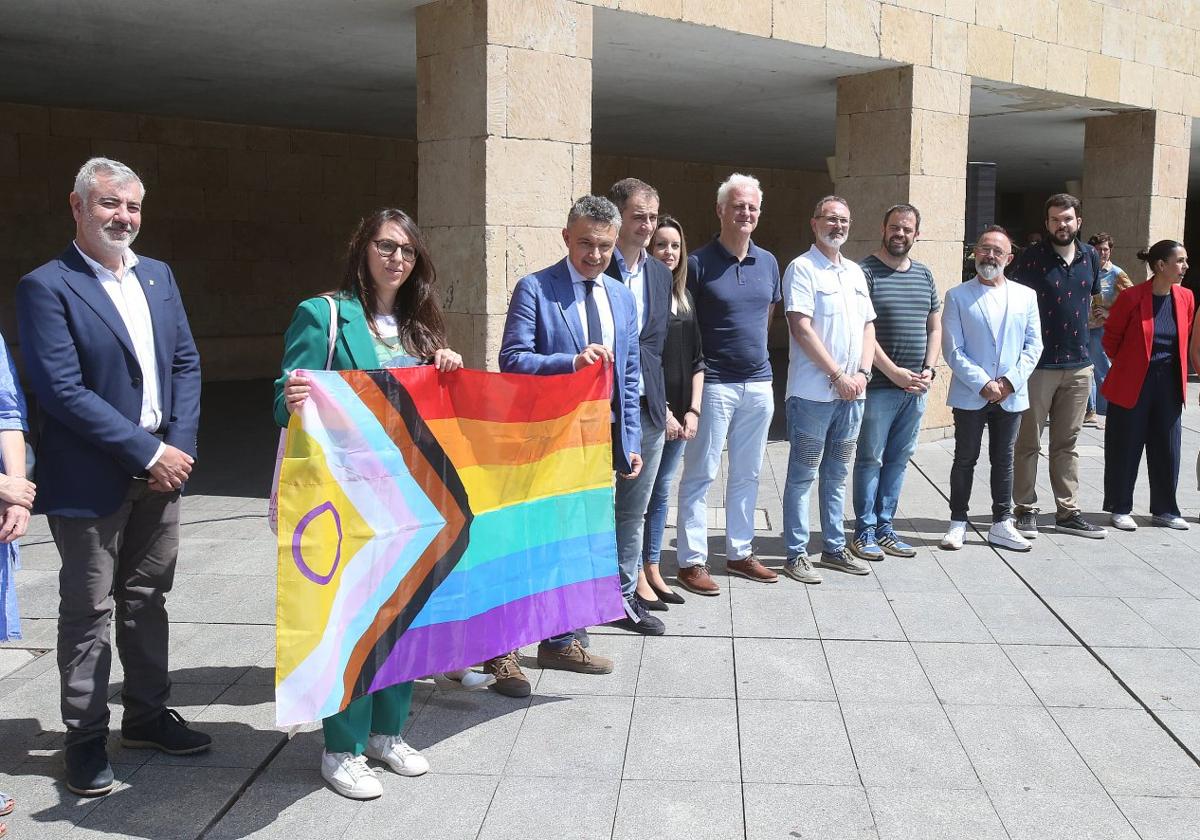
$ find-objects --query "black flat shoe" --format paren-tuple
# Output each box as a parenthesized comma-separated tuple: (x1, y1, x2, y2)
(650, 582, 685, 604)
(64, 738, 115, 797)
(636, 592, 668, 612)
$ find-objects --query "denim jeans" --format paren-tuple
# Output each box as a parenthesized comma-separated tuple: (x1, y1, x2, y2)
(949, 403, 1022, 522)
(851, 388, 926, 536)
(676, 381, 774, 568)
(642, 436, 686, 566)
(782, 396, 864, 559)
(614, 406, 665, 598)
(1087, 328, 1111, 416)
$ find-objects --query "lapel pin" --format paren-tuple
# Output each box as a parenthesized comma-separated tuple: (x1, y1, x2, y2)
(149, 278, 155, 286)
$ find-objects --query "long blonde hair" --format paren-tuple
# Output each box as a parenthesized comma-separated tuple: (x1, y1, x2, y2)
(654, 215, 690, 314)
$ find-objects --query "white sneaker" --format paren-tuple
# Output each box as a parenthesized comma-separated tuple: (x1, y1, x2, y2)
(988, 519, 1032, 552)
(434, 669, 496, 691)
(1151, 513, 1189, 530)
(1110, 513, 1137, 531)
(321, 751, 383, 799)
(940, 521, 967, 550)
(365, 733, 430, 777)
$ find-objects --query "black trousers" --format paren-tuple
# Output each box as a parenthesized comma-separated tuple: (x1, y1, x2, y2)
(949, 403, 1022, 523)
(1103, 364, 1182, 517)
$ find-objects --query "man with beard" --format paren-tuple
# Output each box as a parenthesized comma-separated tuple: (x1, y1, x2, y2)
(15, 158, 207, 796)
(1009, 194, 1107, 540)
(850, 204, 941, 562)
(779, 196, 877, 584)
(940, 226, 1042, 551)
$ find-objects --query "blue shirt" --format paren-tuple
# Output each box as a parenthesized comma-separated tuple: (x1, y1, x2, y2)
(1010, 238, 1101, 369)
(687, 237, 782, 383)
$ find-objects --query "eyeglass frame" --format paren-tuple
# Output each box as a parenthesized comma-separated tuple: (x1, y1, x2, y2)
(372, 239, 418, 262)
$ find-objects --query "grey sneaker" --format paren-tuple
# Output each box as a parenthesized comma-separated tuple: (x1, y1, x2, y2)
(1015, 511, 1039, 539)
(1054, 512, 1107, 539)
(783, 554, 822, 584)
(820, 548, 871, 576)
(1151, 513, 1189, 530)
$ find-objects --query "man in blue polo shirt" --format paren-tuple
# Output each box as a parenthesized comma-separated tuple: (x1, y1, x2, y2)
(1009, 193, 1106, 540)
(674, 173, 782, 596)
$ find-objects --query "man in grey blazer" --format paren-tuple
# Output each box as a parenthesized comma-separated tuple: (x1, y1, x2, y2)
(940, 226, 1043, 551)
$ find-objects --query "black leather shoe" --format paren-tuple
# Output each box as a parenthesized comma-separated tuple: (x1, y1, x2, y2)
(121, 708, 212, 755)
(636, 592, 668, 612)
(64, 738, 115, 796)
(650, 582, 685, 604)
(610, 596, 666, 636)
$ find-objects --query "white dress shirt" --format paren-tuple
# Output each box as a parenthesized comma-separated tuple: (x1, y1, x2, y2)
(612, 248, 648, 395)
(566, 260, 616, 349)
(74, 243, 165, 469)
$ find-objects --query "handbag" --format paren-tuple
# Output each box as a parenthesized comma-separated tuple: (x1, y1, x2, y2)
(268, 295, 339, 534)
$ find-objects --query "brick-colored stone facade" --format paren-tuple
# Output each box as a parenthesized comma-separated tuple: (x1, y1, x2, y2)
(0, 102, 416, 380)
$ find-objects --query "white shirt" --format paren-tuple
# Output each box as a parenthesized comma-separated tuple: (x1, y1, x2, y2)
(979, 282, 1009, 344)
(783, 245, 876, 402)
(566, 260, 615, 350)
(612, 248, 647, 395)
(74, 243, 165, 469)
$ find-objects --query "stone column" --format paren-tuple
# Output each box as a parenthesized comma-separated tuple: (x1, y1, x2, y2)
(834, 65, 971, 432)
(1082, 110, 1191, 279)
(416, 0, 592, 369)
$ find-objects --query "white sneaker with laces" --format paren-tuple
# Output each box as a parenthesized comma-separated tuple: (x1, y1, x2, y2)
(321, 751, 383, 799)
(434, 669, 496, 691)
(988, 519, 1032, 551)
(1110, 513, 1137, 531)
(940, 521, 967, 550)
(365, 733, 430, 777)
(1151, 513, 1189, 530)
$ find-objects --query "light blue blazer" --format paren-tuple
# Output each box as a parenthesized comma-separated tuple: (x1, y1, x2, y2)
(499, 258, 642, 474)
(942, 278, 1043, 413)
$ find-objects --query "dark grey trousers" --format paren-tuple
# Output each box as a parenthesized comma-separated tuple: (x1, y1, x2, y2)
(49, 481, 181, 746)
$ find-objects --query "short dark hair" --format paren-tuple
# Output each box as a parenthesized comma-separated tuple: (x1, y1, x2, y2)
(978, 224, 1012, 247)
(608, 178, 658, 213)
(882, 203, 921, 231)
(1088, 232, 1113, 248)
(1045, 193, 1081, 218)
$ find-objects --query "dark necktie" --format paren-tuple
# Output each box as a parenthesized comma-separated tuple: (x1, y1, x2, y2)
(584, 279, 602, 346)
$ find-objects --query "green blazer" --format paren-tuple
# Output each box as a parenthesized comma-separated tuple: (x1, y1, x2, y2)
(273, 294, 378, 427)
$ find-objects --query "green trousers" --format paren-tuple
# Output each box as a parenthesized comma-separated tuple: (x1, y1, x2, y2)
(322, 681, 413, 755)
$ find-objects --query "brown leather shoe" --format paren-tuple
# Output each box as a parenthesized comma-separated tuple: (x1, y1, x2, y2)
(483, 651, 531, 698)
(726, 554, 778, 583)
(536, 639, 613, 674)
(676, 565, 721, 596)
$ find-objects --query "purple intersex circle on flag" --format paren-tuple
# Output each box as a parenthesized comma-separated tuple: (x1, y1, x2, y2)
(291, 501, 343, 585)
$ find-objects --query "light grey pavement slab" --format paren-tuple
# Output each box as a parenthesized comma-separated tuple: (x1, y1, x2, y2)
(6, 418, 1200, 837)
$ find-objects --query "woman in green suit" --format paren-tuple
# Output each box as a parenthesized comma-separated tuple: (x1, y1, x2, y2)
(275, 208, 462, 799)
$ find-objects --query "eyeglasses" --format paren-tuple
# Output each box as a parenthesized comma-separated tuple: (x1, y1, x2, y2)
(975, 246, 1010, 257)
(818, 215, 851, 227)
(373, 239, 418, 262)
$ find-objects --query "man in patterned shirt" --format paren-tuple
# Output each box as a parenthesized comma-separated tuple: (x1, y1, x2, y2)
(1009, 194, 1106, 540)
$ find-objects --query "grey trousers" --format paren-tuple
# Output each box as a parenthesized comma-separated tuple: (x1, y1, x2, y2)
(49, 481, 181, 746)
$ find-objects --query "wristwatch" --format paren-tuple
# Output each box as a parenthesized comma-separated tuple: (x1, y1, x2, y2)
(857, 368, 873, 383)
(921, 366, 937, 380)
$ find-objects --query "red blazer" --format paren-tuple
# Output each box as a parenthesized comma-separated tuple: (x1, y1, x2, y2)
(1101, 281, 1194, 409)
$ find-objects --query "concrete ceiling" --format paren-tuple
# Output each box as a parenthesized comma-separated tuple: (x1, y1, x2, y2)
(1, 1, 1187, 196)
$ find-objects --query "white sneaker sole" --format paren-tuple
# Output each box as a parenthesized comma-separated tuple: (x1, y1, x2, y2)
(939, 539, 963, 551)
(988, 536, 1031, 552)
(322, 772, 382, 800)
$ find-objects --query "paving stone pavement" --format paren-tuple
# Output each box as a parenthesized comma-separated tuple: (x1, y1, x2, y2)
(4, 414, 1200, 838)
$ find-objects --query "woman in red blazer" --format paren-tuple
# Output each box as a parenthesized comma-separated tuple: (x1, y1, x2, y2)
(1101, 240, 1192, 531)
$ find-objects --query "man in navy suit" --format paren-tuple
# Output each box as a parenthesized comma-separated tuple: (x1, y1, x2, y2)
(603, 178, 671, 636)
(490, 195, 640, 696)
(16, 158, 208, 796)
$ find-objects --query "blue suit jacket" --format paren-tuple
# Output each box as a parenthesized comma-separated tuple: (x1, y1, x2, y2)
(942, 278, 1042, 413)
(16, 246, 202, 517)
(499, 258, 642, 474)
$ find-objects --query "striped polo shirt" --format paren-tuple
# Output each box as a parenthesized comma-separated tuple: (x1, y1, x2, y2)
(860, 254, 941, 390)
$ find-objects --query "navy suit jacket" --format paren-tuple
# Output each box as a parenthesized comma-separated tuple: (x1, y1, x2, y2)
(604, 253, 671, 430)
(16, 246, 202, 517)
(499, 257, 642, 474)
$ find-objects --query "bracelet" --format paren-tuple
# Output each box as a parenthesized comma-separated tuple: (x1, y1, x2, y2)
(685, 407, 701, 418)
(921, 366, 937, 380)
(828, 370, 844, 384)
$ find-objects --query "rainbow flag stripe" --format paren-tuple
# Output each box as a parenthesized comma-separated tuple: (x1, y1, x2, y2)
(274, 364, 622, 726)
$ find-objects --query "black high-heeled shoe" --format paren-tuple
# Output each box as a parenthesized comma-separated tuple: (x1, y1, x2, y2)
(635, 592, 668, 612)
(649, 582, 685, 605)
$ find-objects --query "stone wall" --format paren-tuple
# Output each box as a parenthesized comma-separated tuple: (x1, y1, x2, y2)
(0, 102, 417, 380)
